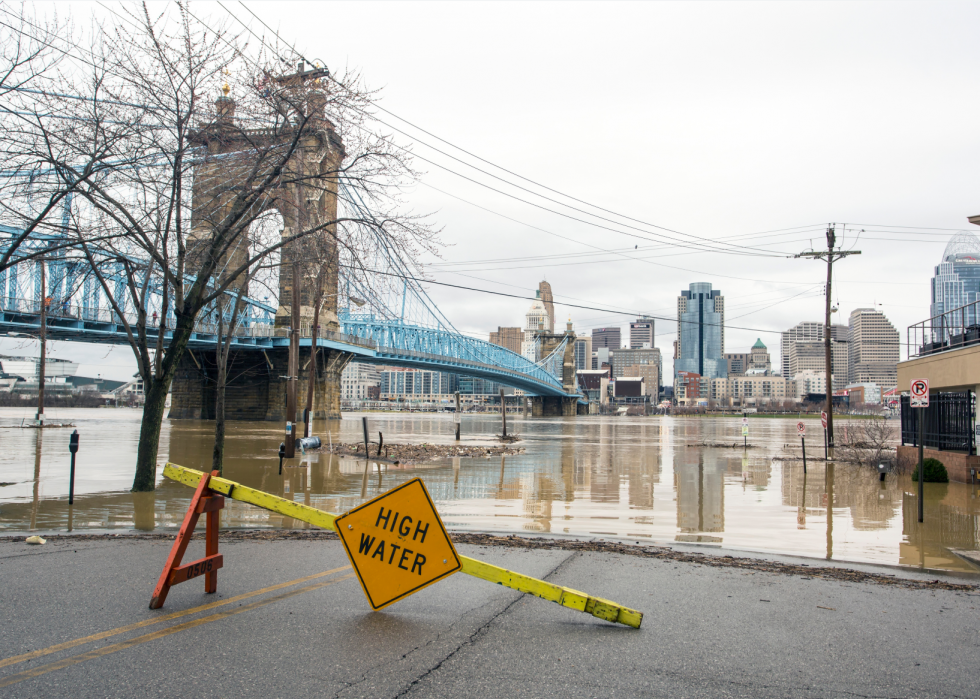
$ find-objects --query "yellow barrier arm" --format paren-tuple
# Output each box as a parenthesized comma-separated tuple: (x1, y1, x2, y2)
(163, 463, 642, 628)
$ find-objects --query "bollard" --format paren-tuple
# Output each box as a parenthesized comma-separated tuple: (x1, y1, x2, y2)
(278, 442, 286, 475)
(68, 429, 79, 505)
(377, 431, 383, 458)
(877, 463, 887, 482)
(455, 392, 461, 441)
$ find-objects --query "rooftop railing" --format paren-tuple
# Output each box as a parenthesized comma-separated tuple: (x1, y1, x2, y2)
(907, 298, 980, 359)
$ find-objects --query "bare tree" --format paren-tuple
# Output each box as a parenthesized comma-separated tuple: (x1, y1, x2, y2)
(11, 4, 438, 490)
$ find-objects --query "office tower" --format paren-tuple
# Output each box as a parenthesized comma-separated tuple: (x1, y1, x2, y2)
(489, 327, 523, 354)
(573, 335, 592, 372)
(930, 231, 980, 333)
(610, 347, 661, 379)
(538, 281, 555, 333)
(592, 327, 622, 349)
(629, 317, 655, 349)
(782, 321, 848, 390)
(675, 282, 727, 380)
(847, 308, 899, 387)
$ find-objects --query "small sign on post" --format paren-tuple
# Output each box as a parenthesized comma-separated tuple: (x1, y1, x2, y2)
(911, 378, 929, 523)
(821, 411, 827, 430)
(797, 421, 806, 437)
(910, 379, 929, 408)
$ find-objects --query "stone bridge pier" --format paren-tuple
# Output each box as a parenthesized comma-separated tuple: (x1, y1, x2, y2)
(529, 396, 580, 417)
(168, 347, 351, 421)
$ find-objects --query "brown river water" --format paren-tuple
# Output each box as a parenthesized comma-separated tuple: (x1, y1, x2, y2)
(1, 407, 978, 574)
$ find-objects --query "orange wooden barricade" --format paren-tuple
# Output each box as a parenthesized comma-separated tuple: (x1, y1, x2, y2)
(149, 470, 224, 609)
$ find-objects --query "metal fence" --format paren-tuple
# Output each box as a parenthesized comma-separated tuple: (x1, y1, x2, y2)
(900, 392, 975, 454)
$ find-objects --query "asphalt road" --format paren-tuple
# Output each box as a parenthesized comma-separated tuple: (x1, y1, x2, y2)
(1, 535, 978, 698)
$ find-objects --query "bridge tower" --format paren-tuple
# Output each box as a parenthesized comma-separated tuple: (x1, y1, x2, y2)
(530, 320, 581, 416)
(169, 65, 351, 421)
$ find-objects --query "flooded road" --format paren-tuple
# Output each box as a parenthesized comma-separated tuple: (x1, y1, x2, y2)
(2, 408, 979, 573)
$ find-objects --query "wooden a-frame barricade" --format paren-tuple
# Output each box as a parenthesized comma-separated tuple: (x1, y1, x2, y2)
(149, 470, 224, 610)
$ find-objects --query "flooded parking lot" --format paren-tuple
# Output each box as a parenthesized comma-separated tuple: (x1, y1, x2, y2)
(1, 408, 978, 573)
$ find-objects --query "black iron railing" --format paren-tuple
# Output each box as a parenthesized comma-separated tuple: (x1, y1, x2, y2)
(900, 392, 975, 454)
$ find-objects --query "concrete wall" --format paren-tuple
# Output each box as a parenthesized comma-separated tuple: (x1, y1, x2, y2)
(897, 344, 980, 393)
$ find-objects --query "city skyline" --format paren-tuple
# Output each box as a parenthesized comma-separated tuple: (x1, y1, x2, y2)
(3, 2, 975, 385)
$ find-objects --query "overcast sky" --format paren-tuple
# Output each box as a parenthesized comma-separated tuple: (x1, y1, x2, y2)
(5, 1, 979, 382)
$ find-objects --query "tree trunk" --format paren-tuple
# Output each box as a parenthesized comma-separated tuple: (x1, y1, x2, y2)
(132, 377, 169, 491)
(131, 316, 195, 492)
(212, 343, 228, 474)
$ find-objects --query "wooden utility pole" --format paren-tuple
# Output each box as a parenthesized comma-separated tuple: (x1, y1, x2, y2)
(36, 257, 47, 427)
(284, 260, 301, 458)
(499, 388, 507, 437)
(795, 224, 860, 460)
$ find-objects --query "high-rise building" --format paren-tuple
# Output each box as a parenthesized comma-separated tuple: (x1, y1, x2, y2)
(610, 347, 661, 379)
(592, 327, 621, 349)
(623, 363, 660, 397)
(780, 321, 822, 377)
(675, 283, 726, 380)
(521, 291, 549, 360)
(787, 339, 848, 390)
(573, 335, 592, 372)
(538, 281, 555, 333)
(930, 231, 980, 332)
(847, 308, 899, 387)
(780, 321, 847, 380)
(341, 362, 382, 401)
(629, 317, 655, 349)
(489, 327, 522, 355)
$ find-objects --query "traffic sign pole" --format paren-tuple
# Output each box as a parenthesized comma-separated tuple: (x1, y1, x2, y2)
(797, 421, 807, 474)
(910, 379, 929, 523)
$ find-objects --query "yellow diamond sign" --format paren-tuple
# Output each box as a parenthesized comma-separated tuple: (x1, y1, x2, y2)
(335, 477, 462, 610)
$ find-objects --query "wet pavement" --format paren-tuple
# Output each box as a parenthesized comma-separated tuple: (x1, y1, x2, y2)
(1, 535, 977, 698)
(2, 408, 979, 573)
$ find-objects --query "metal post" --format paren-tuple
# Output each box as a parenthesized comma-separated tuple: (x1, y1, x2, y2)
(455, 391, 461, 441)
(824, 427, 828, 461)
(801, 436, 807, 474)
(37, 257, 46, 427)
(278, 442, 285, 475)
(918, 408, 924, 523)
(362, 416, 370, 459)
(285, 261, 300, 458)
(68, 429, 79, 505)
(499, 388, 507, 437)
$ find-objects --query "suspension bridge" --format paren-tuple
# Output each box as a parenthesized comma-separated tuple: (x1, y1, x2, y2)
(0, 223, 581, 406)
(0, 75, 582, 419)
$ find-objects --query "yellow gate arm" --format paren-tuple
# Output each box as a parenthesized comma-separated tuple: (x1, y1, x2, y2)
(163, 463, 642, 628)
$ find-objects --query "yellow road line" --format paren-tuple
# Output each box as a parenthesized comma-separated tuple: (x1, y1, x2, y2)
(0, 573, 356, 689)
(0, 565, 351, 670)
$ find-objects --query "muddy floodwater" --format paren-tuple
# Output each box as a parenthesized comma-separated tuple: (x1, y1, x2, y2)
(2, 407, 979, 574)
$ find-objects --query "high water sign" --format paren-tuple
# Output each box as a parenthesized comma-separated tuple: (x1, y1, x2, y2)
(335, 478, 462, 610)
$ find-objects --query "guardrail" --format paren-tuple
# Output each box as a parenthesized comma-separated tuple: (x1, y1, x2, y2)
(907, 298, 980, 359)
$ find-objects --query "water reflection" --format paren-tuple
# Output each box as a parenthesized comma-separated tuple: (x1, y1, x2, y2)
(1, 409, 979, 573)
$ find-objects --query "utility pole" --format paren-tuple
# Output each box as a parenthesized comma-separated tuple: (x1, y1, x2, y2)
(284, 260, 301, 459)
(795, 224, 860, 460)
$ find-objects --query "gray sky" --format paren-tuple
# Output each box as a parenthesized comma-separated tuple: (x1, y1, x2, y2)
(5, 1, 978, 382)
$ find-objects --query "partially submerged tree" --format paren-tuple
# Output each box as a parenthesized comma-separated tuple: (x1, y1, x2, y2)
(11, 3, 437, 490)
